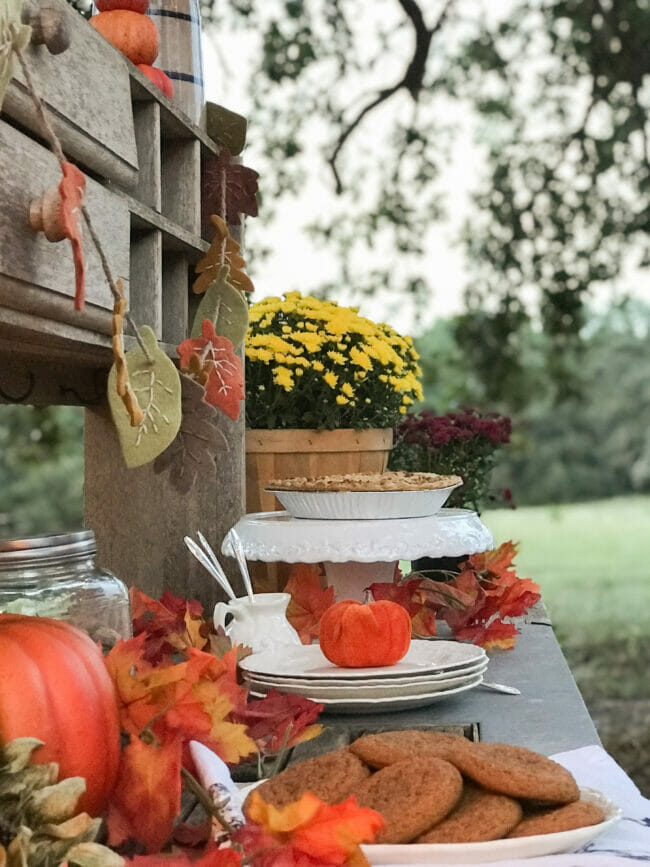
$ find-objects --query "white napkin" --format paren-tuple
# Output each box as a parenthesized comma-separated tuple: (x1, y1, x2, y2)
(381, 744, 650, 866)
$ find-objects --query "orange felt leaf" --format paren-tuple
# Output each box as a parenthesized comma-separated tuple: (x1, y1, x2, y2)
(285, 564, 334, 644)
(107, 735, 182, 853)
(194, 214, 254, 295)
(58, 162, 86, 311)
(177, 320, 244, 420)
(247, 792, 383, 864)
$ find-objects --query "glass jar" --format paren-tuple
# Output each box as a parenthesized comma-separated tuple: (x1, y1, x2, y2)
(0, 530, 132, 650)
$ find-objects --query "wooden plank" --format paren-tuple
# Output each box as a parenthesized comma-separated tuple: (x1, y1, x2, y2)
(161, 138, 201, 235)
(84, 400, 245, 610)
(130, 70, 217, 154)
(0, 122, 130, 315)
(132, 101, 161, 211)
(162, 252, 189, 346)
(0, 301, 113, 364)
(0, 353, 107, 406)
(114, 188, 208, 260)
(130, 230, 162, 339)
(4, 0, 138, 188)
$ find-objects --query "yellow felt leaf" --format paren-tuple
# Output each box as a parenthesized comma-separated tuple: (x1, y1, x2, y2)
(107, 327, 182, 468)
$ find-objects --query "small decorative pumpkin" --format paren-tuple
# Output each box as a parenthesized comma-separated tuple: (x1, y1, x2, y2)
(0, 613, 122, 817)
(95, 0, 150, 12)
(138, 63, 174, 99)
(90, 10, 159, 66)
(319, 599, 412, 668)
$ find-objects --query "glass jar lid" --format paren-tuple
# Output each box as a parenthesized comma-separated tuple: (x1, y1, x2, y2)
(0, 530, 97, 565)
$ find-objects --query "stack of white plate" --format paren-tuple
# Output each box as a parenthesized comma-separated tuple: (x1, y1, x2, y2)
(239, 640, 488, 714)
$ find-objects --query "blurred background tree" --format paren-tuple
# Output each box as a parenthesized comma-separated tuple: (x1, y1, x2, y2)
(0, 406, 84, 537)
(200, 0, 649, 400)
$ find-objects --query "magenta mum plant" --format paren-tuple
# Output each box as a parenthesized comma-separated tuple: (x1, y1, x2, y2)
(389, 408, 512, 512)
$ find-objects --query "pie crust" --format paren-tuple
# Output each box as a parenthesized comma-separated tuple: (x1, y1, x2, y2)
(266, 471, 462, 493)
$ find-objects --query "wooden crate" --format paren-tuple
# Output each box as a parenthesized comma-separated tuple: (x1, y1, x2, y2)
(0, 0, 246, 607)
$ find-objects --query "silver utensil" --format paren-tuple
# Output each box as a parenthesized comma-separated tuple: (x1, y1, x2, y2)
(227, 528, 255, 602)
(184, 535, 237, 600)
(480, 681, 521, 695)
(196, 531, 237, 598)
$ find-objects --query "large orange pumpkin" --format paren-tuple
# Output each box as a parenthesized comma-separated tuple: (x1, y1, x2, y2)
(90, 10, 159, 66)
(0, 613, 121, 817)
(319, 599, 412, 668)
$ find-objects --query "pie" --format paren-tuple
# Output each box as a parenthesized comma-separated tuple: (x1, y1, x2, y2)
(265, 470, 462, 492)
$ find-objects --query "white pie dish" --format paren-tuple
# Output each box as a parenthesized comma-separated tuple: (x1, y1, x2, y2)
(266, 485, 461, 520)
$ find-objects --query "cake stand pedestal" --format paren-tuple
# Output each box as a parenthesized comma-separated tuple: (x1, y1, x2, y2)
(222, 509, 494, 600)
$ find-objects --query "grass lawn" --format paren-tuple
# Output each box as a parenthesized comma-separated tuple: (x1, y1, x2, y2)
(484, 496, 650, 794)
(483, 495, 650, 644)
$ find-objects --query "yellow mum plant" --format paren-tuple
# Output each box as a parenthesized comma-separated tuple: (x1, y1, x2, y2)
(245, 292, 423, 429)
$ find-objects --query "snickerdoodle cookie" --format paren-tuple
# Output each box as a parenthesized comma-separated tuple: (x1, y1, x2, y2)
(351, 756, 463, 844)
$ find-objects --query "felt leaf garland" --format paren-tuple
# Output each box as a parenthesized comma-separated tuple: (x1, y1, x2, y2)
(190, 263, 249, 348)
(194, 215, 254, 295)
(0, 0, 31, 113)
(108, 325, 182, 467)
(153, 375, 228, 494)
(201, 148, 259, 230)
(59, 162, 86, 311)
(111, 278, 144, 427)
(178, 320, 244, 421)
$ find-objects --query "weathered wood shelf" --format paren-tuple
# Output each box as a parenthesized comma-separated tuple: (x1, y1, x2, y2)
(0, 0, 247, 606)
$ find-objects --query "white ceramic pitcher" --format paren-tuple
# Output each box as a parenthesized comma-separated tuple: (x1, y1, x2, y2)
(213, 592, 301, 654)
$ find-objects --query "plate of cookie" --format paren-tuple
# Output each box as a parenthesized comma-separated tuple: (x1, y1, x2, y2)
(265, 471, 463, 519)
(240, 732, 622, 864)
(362, 786, 621, 863)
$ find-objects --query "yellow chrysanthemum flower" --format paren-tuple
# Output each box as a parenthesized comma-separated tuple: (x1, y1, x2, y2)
(324, 371, 338, 388)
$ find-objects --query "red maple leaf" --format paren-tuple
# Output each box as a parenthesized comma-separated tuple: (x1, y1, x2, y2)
(59, 162, 86, 311)
(130, 587, 209, 663)
(178, 320, 244, 420)
(284, 564, 334, 644)
(231, 689, 323, 755)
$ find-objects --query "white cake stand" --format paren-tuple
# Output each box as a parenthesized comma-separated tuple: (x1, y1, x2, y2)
(222, 509, 494, 600)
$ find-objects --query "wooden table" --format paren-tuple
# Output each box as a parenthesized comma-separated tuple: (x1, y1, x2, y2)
(290, 604, 600, 762)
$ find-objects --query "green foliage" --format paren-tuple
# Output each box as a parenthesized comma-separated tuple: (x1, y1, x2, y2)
(415, 300, 650, 506)
(0, 406, 84, 538)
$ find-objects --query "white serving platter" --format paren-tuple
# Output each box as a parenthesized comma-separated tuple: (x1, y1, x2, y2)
(239, 640, 486, 680)
(362, 787, 621, 864)
(267, 485, 461, 520)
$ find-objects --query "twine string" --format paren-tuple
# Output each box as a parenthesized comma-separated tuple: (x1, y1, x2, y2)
(14, 47, 153, 363)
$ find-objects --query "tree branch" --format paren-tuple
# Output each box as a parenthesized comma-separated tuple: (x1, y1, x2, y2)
(328, 0, 455, 192)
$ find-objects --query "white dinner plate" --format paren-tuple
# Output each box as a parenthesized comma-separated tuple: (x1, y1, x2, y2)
(241, 657, 489, 690)
(239, 640, 486, 680)
(243, 667, 487, 700)
(361, 787, 621, 863)
(248, 674, 483, 713)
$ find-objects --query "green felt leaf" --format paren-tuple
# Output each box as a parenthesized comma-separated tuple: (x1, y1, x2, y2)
(190, 263, 249, 348)
(1, 0, 31, 113)
(108, 326, 182, 468)
(205, 102, 247, 155)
